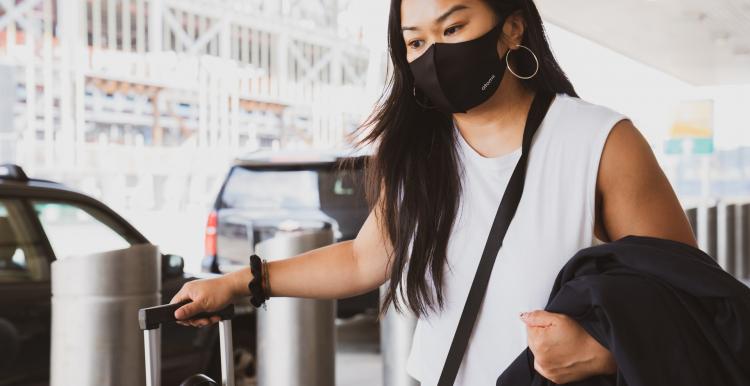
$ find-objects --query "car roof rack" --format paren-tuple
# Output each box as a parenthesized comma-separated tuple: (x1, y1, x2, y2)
(0, 164, 29, 182)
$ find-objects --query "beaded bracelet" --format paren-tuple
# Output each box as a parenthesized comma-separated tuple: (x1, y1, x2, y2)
(261, 258, 271, 299)
(248, 254, 267, 310)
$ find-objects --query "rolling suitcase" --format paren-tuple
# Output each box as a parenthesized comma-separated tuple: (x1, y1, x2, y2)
(138, 302, 236, 386)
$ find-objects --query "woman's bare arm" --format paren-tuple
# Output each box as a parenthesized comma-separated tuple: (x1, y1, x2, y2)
(596, 119, 697, 246)
(171, 193, 393, 325)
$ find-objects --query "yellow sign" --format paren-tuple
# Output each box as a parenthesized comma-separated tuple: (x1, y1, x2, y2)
(668, 100, 713, 139)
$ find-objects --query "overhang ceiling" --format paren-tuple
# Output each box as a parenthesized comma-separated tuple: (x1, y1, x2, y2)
(535, 0, 750, 86)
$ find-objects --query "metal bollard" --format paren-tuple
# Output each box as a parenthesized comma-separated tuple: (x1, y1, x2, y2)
(255, 229, 336, 386)
(697, 204, 718, 260)
(717, 202, 737, 275)
(706, 204, 718, 260)
(740, 203, 750, 280)
(380, 285, 419, 386)
(50, 244, 160, 386)
(685, 207, 698, 238)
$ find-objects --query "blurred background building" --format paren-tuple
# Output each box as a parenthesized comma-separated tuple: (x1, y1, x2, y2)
(0, 0, 388, 270)
(0, 0, 748, 270)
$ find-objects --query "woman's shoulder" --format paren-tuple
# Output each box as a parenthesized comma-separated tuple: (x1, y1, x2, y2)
(539, 93, 631, 163)
(553, 93, 628, 127)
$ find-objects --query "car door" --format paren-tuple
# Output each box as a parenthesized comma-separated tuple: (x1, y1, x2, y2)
(31, 199, 213, 384)
(0, 199, 53, 386)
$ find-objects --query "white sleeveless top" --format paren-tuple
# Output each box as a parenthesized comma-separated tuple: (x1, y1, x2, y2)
(404, 93, 628, 385)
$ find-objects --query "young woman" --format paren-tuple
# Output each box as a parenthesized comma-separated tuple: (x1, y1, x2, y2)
(170, 0, 697, 384)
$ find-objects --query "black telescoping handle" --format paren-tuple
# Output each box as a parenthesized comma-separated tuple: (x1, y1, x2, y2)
(138, 301, 235, 330)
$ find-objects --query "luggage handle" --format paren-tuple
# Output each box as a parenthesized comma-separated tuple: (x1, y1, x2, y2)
(139, 302, 236, 386)
(139, 301, 235, 330)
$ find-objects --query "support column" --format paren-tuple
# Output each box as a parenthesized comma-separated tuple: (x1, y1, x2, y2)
(57, 0, 80, 167)
(148, 0, 163, 53)
(75, 0, 87, 166)
(274, 32, 289, 99)
(24, 16, 37, 163)
(42, 0, 53, 166)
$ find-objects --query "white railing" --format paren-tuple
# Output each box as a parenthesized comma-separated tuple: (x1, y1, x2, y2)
(0, 0, 380, 164)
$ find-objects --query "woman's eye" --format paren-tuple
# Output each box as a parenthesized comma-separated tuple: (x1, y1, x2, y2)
(408, 40, 423, 49)
(444, 24, 463, 36)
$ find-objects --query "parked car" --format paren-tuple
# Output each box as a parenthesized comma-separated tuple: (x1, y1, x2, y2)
(0, 164, 254, 385)
(202, 148, 379, 318)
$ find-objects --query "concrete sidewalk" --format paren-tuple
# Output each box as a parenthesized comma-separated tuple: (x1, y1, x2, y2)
(336, 312, 383, 386)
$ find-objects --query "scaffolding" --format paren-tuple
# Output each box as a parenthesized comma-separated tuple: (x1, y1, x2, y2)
(0, 0, 384, 211)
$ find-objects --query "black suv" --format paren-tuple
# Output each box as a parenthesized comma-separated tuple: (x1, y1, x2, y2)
(0, 165, 254, 385)
(202, 149, 378, 317)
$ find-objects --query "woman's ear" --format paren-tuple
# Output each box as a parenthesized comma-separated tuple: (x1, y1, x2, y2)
(501, 10, 526, 48)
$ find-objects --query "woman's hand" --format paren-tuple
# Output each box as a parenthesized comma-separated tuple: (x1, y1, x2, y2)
(169, 272, 247, 328)
(520, 310, 617, 384)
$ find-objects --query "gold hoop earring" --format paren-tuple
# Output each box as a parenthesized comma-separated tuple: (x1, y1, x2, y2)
(505, 44, 539, 80)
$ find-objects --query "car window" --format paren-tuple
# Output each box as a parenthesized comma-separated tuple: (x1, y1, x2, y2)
(32, 201, 131, 260)
(221, 165, 368, 210)
(222, 168, 321, 209)
(317, 168, 369, 239)
(318, 168, 367, 209)
(0, 200, 50, 282)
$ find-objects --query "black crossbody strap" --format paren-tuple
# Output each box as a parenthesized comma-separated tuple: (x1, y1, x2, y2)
(437, 90, 555, 386)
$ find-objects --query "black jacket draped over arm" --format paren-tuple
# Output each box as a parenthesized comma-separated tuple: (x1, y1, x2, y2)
(497, 235, 750, 386)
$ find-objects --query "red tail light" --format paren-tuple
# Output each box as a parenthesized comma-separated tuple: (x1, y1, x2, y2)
(205, 210, 217, 257)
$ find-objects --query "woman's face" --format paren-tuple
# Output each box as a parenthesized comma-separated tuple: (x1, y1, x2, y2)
(400, 0, 510, 64)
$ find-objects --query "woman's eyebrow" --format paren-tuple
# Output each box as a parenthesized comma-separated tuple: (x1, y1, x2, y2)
(401, 4, 470, 31)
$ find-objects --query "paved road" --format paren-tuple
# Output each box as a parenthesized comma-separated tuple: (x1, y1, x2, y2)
(336, 312, 383, 386)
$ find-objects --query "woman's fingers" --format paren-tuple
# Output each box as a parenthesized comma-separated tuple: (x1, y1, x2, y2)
(188, 318, 209, 327)
(169, 285, 192, 305)
(169, 277, 232, 328)
(178, 319, 218, 327)
(175, 298, 209, 320)
(175, 309, 223, 327)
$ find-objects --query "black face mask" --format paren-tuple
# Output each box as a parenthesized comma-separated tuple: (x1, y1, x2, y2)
(409, 21, 507, 114)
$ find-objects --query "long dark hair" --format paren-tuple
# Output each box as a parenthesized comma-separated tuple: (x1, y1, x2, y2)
(347, 0, 578, 319)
